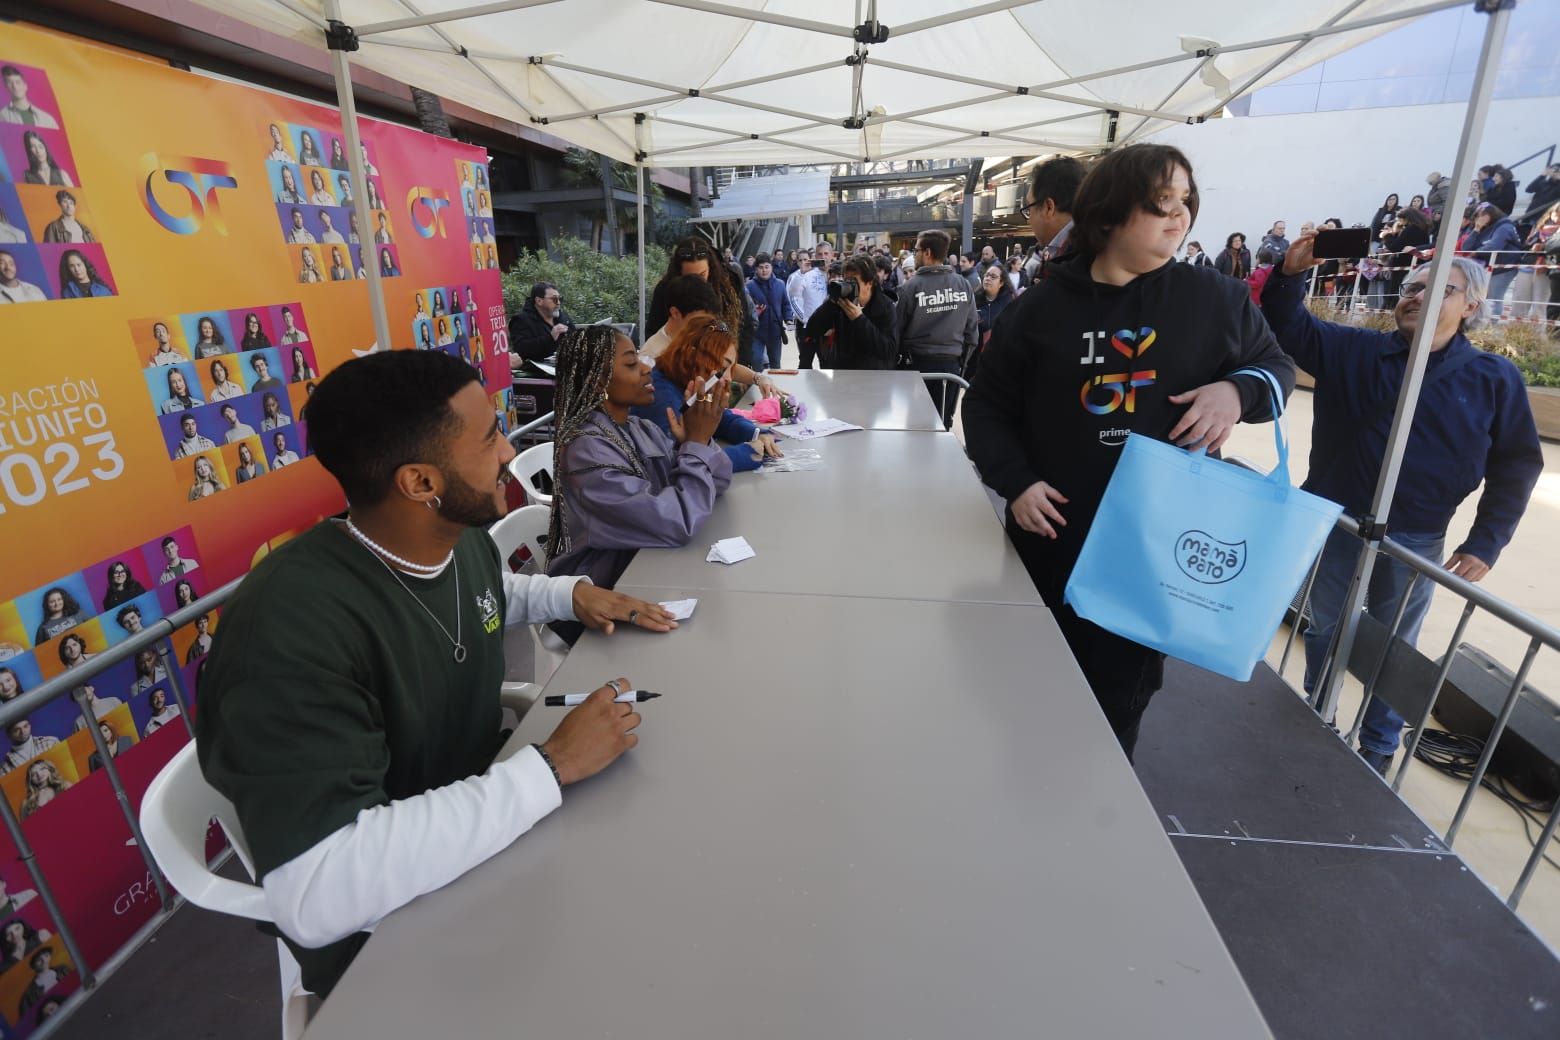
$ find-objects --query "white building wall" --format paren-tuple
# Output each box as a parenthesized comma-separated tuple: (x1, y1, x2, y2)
(1150, 96, 1559, 253)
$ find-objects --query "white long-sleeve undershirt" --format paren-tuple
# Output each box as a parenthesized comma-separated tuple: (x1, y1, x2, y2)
(260, 569, 583, 950)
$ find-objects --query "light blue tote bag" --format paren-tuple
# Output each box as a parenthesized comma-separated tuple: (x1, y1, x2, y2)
(1063, 367, 1342, 681)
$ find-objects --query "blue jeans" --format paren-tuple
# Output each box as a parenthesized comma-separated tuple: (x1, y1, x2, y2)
(1488, 268, 1518, 317)
(753, 335, 780, 370)
(1302, 527, 1444, 755)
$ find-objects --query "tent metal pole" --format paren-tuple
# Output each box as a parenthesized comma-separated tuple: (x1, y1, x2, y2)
(382, 0, 542, 126)
(1118, 57, 1212, 144)
(1314, 0, 1514, 725)
(358, 34, 523, 62)
(1196, 0, 1372, 121)
(1203, 0, 1465, 62)
(636, 115, 647, 344)
(357, 0, 565, 37)
(646, 117, 860, 163)
(650, 114, 836, 140)
(325, 3, 393, 353)
(707, 60, 850, 95)
(270, 0, 329, 29)
(538, 94, 687, 124)
(532, 65, 639, 157)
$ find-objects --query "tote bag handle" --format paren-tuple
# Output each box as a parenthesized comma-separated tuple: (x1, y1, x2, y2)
(1224, 366, 1290, 487)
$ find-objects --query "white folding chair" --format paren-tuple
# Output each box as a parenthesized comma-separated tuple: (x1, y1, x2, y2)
(489, 503, 552, 573)
(140, 742, 311, 1040)
(141, 696, 543, 1038)
(488, 505, 571, 678)
(507, 441, 555, 506)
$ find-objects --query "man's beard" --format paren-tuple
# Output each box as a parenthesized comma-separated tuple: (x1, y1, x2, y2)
(437, 467, 505, 528)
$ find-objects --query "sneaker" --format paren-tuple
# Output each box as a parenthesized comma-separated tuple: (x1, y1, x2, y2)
(1359, 747, 1393, 776)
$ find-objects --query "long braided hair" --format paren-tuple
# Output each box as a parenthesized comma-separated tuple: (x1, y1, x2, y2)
(547, 325, 627, 558)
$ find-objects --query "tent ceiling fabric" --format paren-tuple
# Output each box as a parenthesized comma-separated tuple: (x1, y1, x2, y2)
(200, 0, 1456, 165)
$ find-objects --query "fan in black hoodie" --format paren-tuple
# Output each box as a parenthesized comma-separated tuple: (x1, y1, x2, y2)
(964, 144, 1296, 758)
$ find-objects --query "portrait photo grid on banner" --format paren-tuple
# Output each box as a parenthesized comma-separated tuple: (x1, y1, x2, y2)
(1, 22, 511, 1030)
(264, 120, 399, 286)
(411, 281, 487, 370)
(0, 524, 214, 1034)
(133, 302, 318, 501)
(458, 159, 497, 273)
(0, 59, 117, 304)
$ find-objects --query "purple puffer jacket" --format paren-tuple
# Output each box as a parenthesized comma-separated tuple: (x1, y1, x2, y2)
(546, 411, 732, 589)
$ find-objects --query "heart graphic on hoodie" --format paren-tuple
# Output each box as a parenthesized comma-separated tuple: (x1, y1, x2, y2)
(1081, 327, 1158, 415)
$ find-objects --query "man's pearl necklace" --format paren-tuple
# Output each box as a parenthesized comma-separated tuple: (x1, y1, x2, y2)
(341, 518, 452, 575)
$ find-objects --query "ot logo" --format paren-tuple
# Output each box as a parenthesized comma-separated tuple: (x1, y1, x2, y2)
(407, 187, 452, 239)
(140, 154, 237, 235)
(1081, 326, 1158, 415)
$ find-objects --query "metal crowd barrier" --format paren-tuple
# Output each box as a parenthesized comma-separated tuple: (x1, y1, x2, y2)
(1309, 245, 1557, 323)
(920, 371, 971, 427)
(0, 578, 241, 1038)
(506, 409, 555, 446)
(1270, 510, 1560, 909)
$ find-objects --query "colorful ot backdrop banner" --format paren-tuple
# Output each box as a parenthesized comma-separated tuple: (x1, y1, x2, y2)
(0, 22, 511, 1033)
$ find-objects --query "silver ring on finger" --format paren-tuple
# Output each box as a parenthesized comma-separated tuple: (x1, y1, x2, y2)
(606, 678, 623, 694)
(628, 610, 639, 625)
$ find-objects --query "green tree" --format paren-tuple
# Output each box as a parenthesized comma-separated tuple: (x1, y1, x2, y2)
(502, 235, 667, 326)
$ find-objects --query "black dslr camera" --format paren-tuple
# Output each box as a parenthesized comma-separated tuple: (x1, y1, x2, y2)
(827, 277, 858, 303)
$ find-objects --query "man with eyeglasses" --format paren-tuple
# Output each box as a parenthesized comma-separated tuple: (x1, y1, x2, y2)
(508, 281, 574, 362)
(1020, 156, 1084, 283)
(1264, 237, 1542, 775)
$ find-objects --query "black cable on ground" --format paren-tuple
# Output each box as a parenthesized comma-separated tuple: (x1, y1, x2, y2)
(1411, 729, 1560, 873)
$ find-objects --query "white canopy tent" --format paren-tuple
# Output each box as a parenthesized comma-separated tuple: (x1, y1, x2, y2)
(204, 0, 1520, 734)
(203, 0, 1470, 165)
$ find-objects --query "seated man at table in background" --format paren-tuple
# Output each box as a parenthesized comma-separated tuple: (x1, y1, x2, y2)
(643, 274, 780, 398)
(545, 326, 732, 644)
(196, 350, 675, 1000)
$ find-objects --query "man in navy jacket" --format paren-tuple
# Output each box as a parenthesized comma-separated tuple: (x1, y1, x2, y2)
(1264, 235, 1542, 773)
(745, 254, 792, 370)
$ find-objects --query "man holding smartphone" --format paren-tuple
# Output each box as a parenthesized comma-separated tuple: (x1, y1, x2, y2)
(1262, 235, 1542, 774)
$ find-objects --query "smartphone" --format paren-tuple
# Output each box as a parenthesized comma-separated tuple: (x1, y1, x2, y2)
(685, 372, 721, 407)
(1312, 226, 1371, 260)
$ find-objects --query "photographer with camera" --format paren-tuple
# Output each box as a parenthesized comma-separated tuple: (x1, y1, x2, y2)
(802, 255, 898, 370)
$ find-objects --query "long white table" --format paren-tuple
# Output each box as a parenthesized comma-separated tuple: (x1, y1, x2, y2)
(618, 429, 1040, 605)
(304, 590, 1272, 1039)
(301, 378, 1272, 1039)
(749, 369, 946, 432)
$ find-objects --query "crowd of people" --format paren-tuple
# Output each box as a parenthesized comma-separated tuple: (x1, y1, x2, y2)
(186, 140, 1546, 1020)
(1201, 162, 1560, 328)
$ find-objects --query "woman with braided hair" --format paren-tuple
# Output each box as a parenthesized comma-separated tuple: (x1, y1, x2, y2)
(545, 325, 731, 644)
(645, 237, 760, 369)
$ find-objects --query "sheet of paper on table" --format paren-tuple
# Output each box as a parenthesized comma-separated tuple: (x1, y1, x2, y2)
(659, 598, 698, 620)
(706, 537, 756, 565)
(772, 417, 863, 440)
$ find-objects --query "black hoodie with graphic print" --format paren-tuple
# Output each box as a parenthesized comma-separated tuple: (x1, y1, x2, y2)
(963, 253, 1296, 604)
